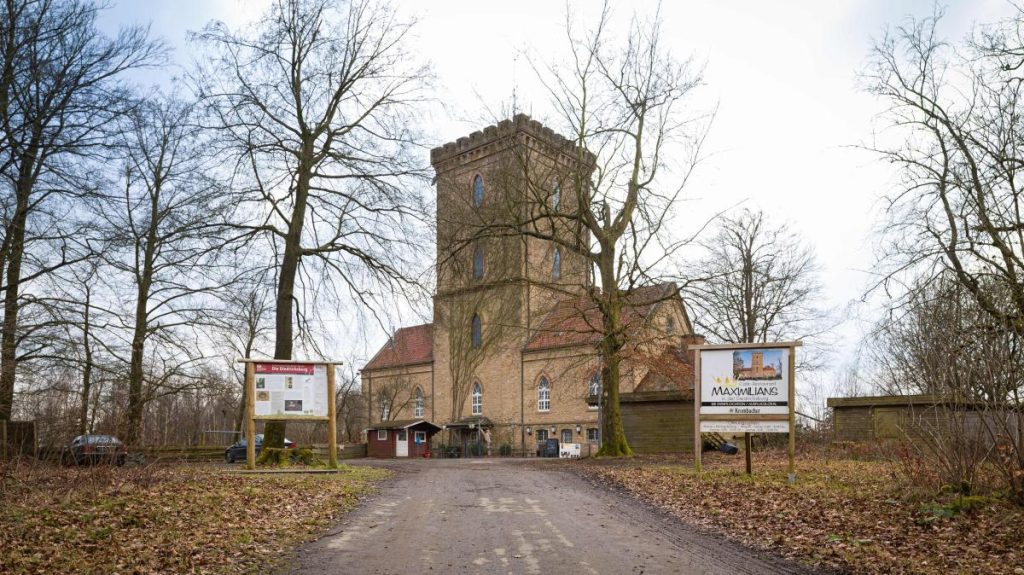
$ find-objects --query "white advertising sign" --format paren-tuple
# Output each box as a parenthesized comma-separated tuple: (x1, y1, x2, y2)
(559, 443, 581, 459)
(700, 420, 790, 433)
(253, 362, 328, 418)
(700, 348, 789, 416)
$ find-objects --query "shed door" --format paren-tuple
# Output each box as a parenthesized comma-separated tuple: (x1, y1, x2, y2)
(396, 429, 409, 457)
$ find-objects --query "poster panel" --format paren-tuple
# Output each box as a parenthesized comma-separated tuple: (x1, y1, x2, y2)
(700, 420, 790, 433)
(699, 347, 790, 416)
(253, 362, 328, 417)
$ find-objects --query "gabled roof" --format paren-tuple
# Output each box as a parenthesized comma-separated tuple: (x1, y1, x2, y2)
(524, 283, 681, 352)
(634, 346, 697, 396)
(366, 418, 442, 431)
(363, 324, 433, 371)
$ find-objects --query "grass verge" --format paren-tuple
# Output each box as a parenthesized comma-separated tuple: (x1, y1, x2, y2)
(0, 460, 389, 574)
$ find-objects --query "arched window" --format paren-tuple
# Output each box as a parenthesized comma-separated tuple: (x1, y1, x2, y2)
(471, 382, 482, 415)
(379, 396, 391, 421)
(588, 372, 601, 397)
(471, 314, 482, 348)
(666, 316, 675, 334)
(538, 376, 550, 411)
(552, 247, 561, 279)
(473, 174, 484, 207)
(472, 245, 484, 280)
(414, 387, 424, 418)
(551, 181, 561, 210)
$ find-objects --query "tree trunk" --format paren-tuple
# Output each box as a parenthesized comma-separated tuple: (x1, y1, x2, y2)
(0, 177, 30, 422)
(79, 287, 93, 435)
(596, 253, 633, 457)
(264, 140, 313, 451)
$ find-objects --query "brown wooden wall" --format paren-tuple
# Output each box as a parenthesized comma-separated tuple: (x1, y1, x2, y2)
(620, 391, 693, 454)
(833, 406, 875, 442)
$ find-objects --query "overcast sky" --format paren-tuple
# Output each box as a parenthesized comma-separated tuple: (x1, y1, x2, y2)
(101, 0, 1018, 381)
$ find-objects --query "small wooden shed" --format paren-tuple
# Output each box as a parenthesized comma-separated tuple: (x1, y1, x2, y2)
(827, 394, 995, 442)
(366, 419, 441, 458)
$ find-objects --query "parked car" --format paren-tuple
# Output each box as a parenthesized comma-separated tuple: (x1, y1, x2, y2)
(67, 434, 127, 466)
(224, 434, 295, 463)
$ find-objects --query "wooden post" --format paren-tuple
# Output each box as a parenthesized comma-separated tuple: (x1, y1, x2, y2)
(327, 363, 338, 468)
(245, 361, 256, 470)
(787, 346, 797, 484)
(693, 348, 702, 473)
(744, 432, 752, 475)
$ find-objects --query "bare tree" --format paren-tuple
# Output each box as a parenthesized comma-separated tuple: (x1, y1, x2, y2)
(0, 0, 164, 421)
(866, 8, 1024, 338)
(467, 4, 711, 456)
(95, 94, 230, 445)
(193, 0, 431, 449)
(684, 208, 825, 347)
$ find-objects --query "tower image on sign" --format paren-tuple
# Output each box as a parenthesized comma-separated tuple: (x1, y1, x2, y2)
(732, 350, 783, 381)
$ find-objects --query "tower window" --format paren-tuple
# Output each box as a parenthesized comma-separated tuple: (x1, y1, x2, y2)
(538, 376, 550, 412)
(473, 174, 484, 207)
(473, 245, 484, 279)
(471, 314, 482, 348)
(552, 247, 561, 279)
(588, 372, 601, 397)
(552, 181, 561, 210)
(414, 387, 424, 418)
(472, 382, 482, 415)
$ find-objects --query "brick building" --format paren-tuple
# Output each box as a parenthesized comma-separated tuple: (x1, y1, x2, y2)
(361, 115, 698, 454)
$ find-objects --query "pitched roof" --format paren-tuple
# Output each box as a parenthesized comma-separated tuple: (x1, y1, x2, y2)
(634, 346, 696, 396)
(524, 283, 679, 352)
(366, 418, 442, 431)
(363, 324, 433, 371)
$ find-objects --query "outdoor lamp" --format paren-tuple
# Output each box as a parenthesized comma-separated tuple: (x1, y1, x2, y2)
(575, 424, 582, 435)
(526, 426, 532, 435)
(550, 426, 556, 434)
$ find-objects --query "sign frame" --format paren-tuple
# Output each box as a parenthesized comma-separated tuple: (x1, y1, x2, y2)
(237, 358, 343, 470)
(689, 341, 801, 482)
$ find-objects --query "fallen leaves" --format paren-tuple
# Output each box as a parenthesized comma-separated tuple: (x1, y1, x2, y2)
(570, 450, 1024, 574)
(0, 463, 389, 574)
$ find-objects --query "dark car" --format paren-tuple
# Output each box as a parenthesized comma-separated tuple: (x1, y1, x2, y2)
(67, 434, 127, 465)
(224, 434, 295, 463)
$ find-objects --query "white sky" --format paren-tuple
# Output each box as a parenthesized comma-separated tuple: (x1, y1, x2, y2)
(102, 0, 1017, 382)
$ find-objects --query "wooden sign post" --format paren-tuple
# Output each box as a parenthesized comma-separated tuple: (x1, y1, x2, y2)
(690, 342, 801, 482)
(238, 359, 343, 470)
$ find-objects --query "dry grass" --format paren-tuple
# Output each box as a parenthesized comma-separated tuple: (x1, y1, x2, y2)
(572, 448, 1024, 574)
(0, 458, 389, 574)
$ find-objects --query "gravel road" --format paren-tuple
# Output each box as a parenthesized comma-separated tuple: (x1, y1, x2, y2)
(280, 458, 820, 575)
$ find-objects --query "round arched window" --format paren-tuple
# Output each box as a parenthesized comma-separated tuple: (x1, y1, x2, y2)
(473, 174, 484, 207)
(471, 382, 483, 415)
(414, 387, 424, 418)
(538, 377, 551, 412)
(552, 247, 562, 279)
(472, 245, 484, 280)
(471, 314, 482, 348)
(552, 181, 561, 210)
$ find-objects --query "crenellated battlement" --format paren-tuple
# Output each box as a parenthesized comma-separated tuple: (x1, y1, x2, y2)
(430, 113, 589, 170)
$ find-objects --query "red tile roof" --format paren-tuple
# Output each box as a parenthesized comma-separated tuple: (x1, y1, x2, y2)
(635, 346, 697, 396)
(363, 324, 433, 371)
(524, 283, 679, 352)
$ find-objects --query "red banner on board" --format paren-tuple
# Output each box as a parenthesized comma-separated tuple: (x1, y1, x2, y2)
(254, 363, 315, 375)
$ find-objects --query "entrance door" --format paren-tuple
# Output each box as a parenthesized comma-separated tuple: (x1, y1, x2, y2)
(396, 429, 409, 457)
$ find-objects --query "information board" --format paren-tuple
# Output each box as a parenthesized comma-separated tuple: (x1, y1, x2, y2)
(699, 348, 790, 416)
(253, 362, 328, 418)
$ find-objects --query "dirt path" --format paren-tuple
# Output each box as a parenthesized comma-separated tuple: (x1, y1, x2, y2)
(280, 459, 821, 575)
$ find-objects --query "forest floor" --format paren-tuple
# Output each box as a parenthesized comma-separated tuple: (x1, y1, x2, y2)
(0, 461, 389, 574)
(568, 448, 1024, 574)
